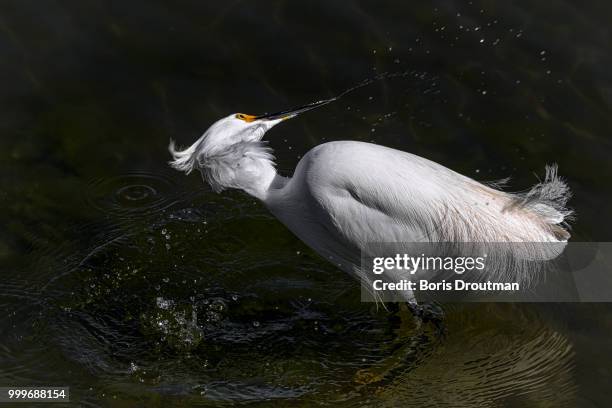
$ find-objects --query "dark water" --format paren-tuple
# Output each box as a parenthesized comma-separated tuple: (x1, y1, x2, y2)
(1, 0, 612, 406)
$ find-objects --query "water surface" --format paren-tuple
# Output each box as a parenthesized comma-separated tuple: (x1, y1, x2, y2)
(1, 0, 612, 406)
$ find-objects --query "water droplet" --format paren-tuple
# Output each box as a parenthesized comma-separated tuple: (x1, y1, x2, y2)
(210, 299, 226, 312)
(156, 297, 174, 309)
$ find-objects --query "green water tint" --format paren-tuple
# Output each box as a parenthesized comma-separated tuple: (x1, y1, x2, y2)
(2, 0, 612, 406)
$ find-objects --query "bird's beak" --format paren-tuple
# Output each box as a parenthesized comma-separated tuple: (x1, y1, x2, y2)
(255, 98, 336, 122)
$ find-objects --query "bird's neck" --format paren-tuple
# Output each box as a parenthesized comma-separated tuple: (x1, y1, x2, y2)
(238, 157, 290, 201)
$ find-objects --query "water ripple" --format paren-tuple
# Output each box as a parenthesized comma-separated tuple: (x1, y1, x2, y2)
(85, 172, 182, 219)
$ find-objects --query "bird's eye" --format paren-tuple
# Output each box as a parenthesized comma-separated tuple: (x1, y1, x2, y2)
(236, 113, 256, 122)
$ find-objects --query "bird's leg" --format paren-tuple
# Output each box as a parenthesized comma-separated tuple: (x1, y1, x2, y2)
(407, 301, 446, 338)
(399, 302, 421, 334)
(353, 302, 445, 385)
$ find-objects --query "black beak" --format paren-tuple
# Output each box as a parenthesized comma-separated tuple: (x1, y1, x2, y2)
(255, 97, 337, 121)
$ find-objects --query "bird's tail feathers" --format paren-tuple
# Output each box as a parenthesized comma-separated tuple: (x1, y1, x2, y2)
(507, 164, 573, 240)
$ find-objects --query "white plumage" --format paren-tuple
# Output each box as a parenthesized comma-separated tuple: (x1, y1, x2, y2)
(169, 112, 572, 303)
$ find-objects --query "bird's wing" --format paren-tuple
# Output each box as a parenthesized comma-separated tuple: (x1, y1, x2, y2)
(300, 141, 570, 246)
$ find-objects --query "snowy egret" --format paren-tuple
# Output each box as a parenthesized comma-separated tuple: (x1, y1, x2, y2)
(168, 100, 572, 304)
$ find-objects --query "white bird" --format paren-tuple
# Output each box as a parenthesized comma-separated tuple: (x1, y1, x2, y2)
(168, 102, 572, 304)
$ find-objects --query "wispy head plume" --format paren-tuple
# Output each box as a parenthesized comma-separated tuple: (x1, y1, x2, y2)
(168, 139, 198, 175)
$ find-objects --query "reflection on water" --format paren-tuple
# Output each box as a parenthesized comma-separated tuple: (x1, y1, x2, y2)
(1, 0, 612, 406)
(377, 306, 575, 407)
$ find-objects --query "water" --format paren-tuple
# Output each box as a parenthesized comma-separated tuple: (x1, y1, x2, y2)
(1, 0, 612, 406)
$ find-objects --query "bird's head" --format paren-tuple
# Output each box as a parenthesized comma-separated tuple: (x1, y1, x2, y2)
(169, 99, 331, 194)
(168, 113, 283, 193)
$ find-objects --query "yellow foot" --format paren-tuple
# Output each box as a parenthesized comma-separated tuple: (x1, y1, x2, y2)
(354, 367, 386, 385)
(353, 303, 423, 385)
